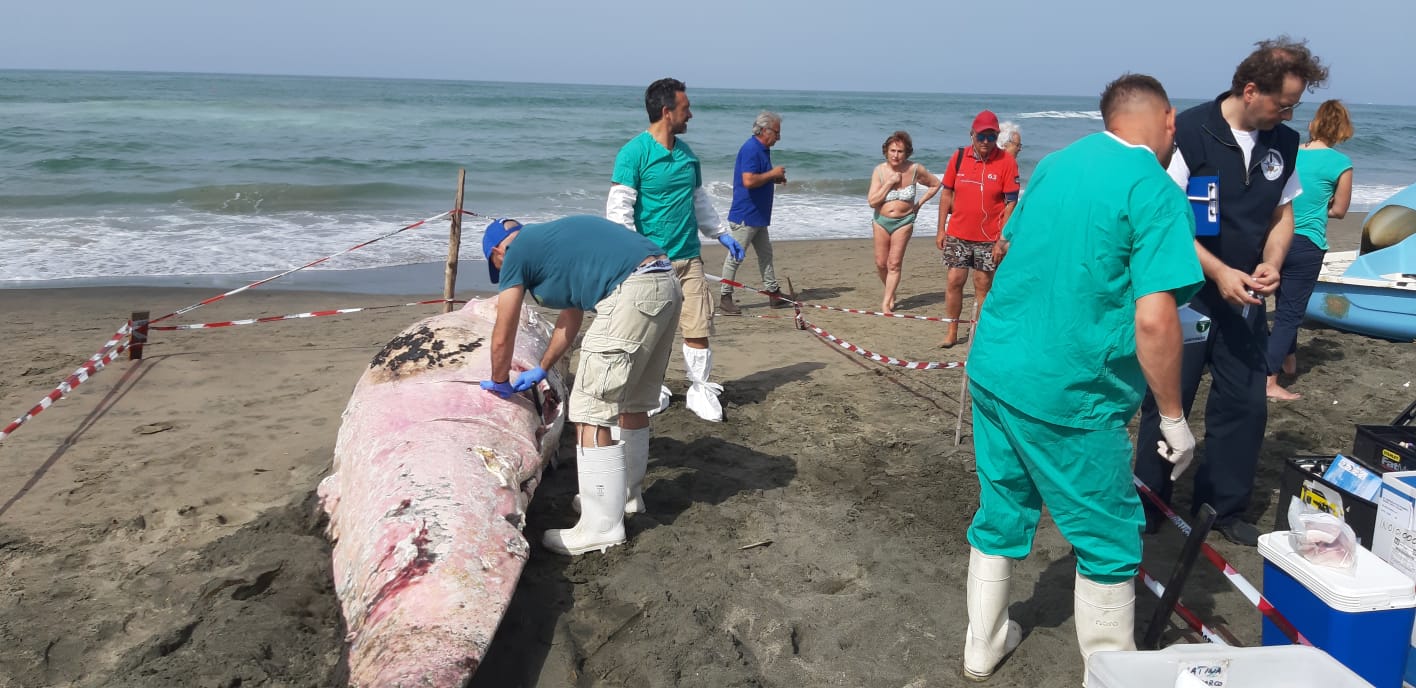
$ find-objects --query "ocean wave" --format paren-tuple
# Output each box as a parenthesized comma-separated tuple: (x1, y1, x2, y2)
(0, 182, 447, 213)
(1352, 183, 1410, 211)
(1016, 110, 1102, 120)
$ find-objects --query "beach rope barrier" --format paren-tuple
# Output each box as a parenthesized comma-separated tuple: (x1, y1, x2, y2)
(1133, 475, 1312, 646)
(150, 299, 463, 331)
(709, 275, 974, 324)
(1, 210, 458, 445)
(0, 322, 133, 443)
(797, 315, 966, 370)
(1136, 564, 1230, 646)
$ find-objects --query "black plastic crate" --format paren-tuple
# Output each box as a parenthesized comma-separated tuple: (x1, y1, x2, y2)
(1274, 455, 1378, 549)
(1352, 424, 1416, 472)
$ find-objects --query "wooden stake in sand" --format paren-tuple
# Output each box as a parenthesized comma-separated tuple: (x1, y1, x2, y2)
(129, 310, 149, 361)
(443, 169, 466, 313)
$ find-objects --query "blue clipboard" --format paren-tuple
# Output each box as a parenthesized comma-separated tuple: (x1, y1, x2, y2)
(1187, 175, 1219, 236)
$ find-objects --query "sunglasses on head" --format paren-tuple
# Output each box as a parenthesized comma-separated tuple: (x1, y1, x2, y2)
(975, 132, 998, 142)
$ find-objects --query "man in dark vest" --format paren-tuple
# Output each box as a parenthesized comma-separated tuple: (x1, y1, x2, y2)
(1135, 36, 1329, 546)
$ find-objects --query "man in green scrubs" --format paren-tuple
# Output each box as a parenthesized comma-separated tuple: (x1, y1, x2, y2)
(959, 74, 1203, 682)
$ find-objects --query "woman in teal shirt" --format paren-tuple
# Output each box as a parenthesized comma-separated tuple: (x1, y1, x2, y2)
(1267, 100, 1354, 400)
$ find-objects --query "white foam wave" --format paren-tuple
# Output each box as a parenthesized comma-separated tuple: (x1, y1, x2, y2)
(1351, 183, 1409, 212)
(1016, 110, 1102, 120)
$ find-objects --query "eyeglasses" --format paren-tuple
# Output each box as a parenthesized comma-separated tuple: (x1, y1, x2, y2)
(1277, 101, 1302, 114)
(768, 128, 780, 135)
(975, 132, 999, 142)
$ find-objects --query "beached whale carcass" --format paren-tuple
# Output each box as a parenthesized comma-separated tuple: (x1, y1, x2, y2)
(318, 297, 566, 687)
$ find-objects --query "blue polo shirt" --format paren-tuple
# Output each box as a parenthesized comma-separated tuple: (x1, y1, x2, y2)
(728, 136, 773, 226)
(497, 216, 664, 311)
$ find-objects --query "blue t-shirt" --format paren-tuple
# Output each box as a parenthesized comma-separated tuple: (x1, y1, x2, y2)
(496, 215, 664, 311)
(728, 136, 773, 226)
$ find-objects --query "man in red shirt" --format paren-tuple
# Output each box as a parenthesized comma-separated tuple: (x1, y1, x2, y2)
(935, 110, 1021, 347)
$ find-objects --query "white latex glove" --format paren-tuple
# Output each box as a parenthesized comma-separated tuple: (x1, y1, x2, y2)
(1157, 413, 1195, 480)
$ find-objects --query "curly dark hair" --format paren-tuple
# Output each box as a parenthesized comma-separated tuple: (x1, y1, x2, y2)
(1099, 73, 1170, 126)
(645, 78, 686, 124)
(1231, 35, 1330, 96)
(881, 130, 913, 158)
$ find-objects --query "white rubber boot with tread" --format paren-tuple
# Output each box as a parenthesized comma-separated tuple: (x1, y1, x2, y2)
(1074, 573, 1136, 685)
(963, 548, 1022, 681)
(573, 428, 648, 515)
(542, 442, 627, 556)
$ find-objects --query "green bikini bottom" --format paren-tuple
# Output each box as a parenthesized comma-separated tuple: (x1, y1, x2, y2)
(874, 211, 917, 234)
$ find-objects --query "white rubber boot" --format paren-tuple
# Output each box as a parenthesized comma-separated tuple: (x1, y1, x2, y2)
(1074, 573, 1136, 684)
(683, 345, 724, 422)
(542, 442, 627, 555)
(572, 428, 648, 515)
(621, 427, 649, 513)
(963, 549, 1022, 681)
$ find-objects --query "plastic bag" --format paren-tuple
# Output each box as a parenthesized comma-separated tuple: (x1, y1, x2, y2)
(1287, 496, 1358, 569)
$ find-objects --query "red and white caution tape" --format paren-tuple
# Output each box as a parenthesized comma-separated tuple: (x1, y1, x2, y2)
(151, 210, 452, 326)
(0, 322, 133, 443)
(708, 274, 974, 324)
(1136, 564, 1230, 646)
(798, 315, 964, 370)
(1133, 476, 1312, 646)
(152, 299, 462, 331)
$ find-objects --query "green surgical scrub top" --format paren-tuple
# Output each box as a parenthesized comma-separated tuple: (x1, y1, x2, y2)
(968, 132, 1203, 429)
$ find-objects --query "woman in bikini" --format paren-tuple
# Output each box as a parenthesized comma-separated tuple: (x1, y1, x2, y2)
(868, 130, 941, 314)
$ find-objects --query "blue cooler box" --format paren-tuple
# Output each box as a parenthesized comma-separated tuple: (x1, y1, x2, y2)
(1260, 531, 1416, 687)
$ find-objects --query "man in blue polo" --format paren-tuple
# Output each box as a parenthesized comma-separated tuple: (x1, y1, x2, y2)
(480, 215, 682, 556)
(1135, 36, 1329, 547)
(607, 77, 745, 422)
(719, 110, 789, 315)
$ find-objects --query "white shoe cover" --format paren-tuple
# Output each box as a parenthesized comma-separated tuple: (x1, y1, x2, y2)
(683, 345, 723, 422)
(647, 385, 671, 416)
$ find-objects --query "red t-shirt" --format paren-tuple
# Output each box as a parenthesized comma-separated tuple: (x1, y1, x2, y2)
(942, 147, 1021, 242)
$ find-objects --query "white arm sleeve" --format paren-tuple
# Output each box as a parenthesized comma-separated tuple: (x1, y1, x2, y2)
(1166, 149, 1190, 189)
(606, 184, 638, 231)
(693, 186, 726, 238)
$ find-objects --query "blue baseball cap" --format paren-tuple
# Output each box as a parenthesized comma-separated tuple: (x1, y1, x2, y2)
(482, 218, 520, 284)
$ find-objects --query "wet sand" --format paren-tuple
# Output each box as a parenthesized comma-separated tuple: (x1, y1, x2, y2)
(2, 213, 1413, 687)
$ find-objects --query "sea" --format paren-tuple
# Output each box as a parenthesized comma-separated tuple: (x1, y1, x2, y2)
(3, 70, 1413, 294)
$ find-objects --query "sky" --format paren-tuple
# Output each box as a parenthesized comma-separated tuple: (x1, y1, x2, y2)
(4, 0, 1413, 105)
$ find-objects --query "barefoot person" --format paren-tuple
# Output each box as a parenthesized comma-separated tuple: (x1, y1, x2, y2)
(1135, 36, 1329, 547)
(961, 74, 1201, 680)
(867, 130, 941, 314)
(935, 111, 1021, 347)
(1266, 99, 1354, 400)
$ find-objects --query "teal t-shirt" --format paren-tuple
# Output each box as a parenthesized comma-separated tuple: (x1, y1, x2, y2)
(1292, 147, 1353, 251)
(611, 131, 703, 260)
(497, 215, 664, 311)
(968, 132, 1204, 429)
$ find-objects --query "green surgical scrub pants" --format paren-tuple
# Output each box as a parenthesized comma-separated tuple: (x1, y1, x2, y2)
(967, 381, 1143, 584)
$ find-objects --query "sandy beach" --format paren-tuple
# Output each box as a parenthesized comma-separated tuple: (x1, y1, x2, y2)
(2, 213, 1413, 687)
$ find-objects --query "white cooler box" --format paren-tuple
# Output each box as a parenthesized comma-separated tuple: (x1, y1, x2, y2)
(1087, 644, 1373, 688)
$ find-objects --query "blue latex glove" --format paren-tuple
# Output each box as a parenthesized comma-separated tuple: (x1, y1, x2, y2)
(480, 379, 516, 399)
(512, 367, 546, 393)
(718, 233, 745, 261)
